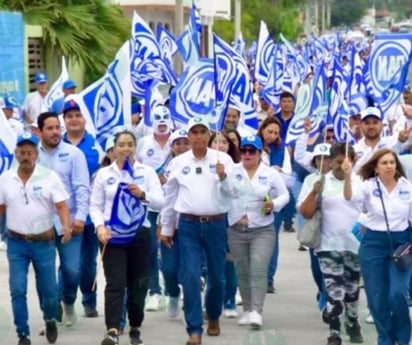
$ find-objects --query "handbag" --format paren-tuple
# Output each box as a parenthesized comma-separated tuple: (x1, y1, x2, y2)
(298, 174, 324, 248)
(376, 179, 412, 271)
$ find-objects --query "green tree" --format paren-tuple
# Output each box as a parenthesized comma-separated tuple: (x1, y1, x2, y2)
(0, 0, 130, 83)
(214, 0, 305, 45)
(331, 0, 369, 27)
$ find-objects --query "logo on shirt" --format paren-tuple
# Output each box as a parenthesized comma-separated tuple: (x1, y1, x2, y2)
(372, 189, 381, 197)
(399, 190, 410, 200)
(182, 166, 190, 175)
(258, 176, 268, 185)
(107, 177, 116, 185)
(356, 151, 363, 159)
(135, 175, 145, 184)
(147, 149, 154, 157)
(58, 152, 69, 162)
(236, 174, 243, 181)
(32, 186, 43, 197)
(209, 164, 216, 173)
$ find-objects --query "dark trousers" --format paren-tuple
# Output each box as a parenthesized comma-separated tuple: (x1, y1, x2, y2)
(102, 230, 151, 330)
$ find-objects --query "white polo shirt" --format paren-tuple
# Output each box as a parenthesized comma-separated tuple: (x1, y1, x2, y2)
(297, 172, 362, 253)
(160, 148, 235, 236)
(353, 136, 405, 173)
(350, 176, 412, 232)
(8, 118, 24, 136)
(90, 160, 165, 230)
(136, 133, 172, 170)
(0, 164, 68, 234)
(228, 162, 290, 227)
(23, 91, 48, 123)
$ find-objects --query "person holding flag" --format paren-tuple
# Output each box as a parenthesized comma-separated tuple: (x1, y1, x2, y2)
(50, 79, 77, 115)
(23, 72, 49, 125)
(0, 95, 24, 136)
(90, 129, 164, 345)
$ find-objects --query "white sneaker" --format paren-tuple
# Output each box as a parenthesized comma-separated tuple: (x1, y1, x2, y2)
(249, 310, 262, 329)
(62, 302, 76, 327)
(145, 293, 161, 311)
(167, 296, 180, 319)
(235, 290, 243, 305)
(366, 312, 374, 324)
(237, 312, 251, 326)
(223, 309, 238, 318)
(0, 241, 7, 251)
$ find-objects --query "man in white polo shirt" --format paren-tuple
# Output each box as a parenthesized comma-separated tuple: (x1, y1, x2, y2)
(23, 72, 49, 125)
(0, 132, 71, 345)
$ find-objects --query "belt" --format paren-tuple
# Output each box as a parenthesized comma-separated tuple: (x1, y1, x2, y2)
(8, 229, 55, 242)
(180, 213, 227, 223)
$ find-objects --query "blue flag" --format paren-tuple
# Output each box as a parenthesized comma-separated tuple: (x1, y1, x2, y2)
(177, 28, 200, 67)
(0, 109, 16, 174)
(189, 1, 202, 55)
(108, 159, 147, 244)
(156, 24, 178, 66)
(254, 20, 275, 85)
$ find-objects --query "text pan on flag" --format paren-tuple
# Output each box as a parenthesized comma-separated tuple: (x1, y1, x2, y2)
(169, 58, 224, 131)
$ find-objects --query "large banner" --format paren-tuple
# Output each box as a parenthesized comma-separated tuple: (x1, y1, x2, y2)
(0, 12, 25, 103)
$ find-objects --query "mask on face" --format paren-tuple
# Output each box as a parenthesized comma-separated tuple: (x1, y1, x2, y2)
(152, 106, 172, 135)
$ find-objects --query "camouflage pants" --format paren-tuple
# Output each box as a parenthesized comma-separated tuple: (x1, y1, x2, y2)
(317, 251, 361, 335)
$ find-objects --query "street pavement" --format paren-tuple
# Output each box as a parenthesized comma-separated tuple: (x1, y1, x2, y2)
(0, 230, 381, 345)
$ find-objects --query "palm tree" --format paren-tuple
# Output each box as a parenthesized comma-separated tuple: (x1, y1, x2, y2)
(0, 0, 130, 83)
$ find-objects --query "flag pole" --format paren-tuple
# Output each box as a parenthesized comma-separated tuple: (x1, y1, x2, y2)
(92, 242, 107, 291)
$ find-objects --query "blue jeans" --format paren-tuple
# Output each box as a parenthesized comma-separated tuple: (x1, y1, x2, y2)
(224, 260, 237, 310)
(360, 229, 412, 345)
(148, 211, 161, 295)
(267, 214, 282, 285)
(0, 214, 7, 241)
(280, 189, 296, 227)
(178, 217, 227, 335)
(7, 236, 58, 338)
(57, 233, 83, 305)
(309, 249, 327, 311)
(80, 223, 98, 309)
(160, 232, 180, 298)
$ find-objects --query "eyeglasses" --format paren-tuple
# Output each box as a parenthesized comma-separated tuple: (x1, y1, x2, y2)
(21, 187, 29, 205)
(240, 147, 258, 155)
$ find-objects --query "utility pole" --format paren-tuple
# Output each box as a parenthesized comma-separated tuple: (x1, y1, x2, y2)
(314, 0, 319, 35)
(321, 0, 326, 34)
(234, 0, 241, 41)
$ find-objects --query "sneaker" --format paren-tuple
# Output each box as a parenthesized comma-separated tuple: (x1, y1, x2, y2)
(235, 290, 243, 305)
(298, 244, 308, 251)
(167, 297, 180, 319)
(223, 309, 238, 318)
(145, 294, 161, 311)
(129, 327, 144, 345)
(249, 311, 262, 329)
(101, 331, 119, 345)
(0, 241, 7, 251)
(365, 312, 374, 324)
(237, 312, 251, 326)
(267, 282, 275, 294)
(326, 334, 342, 345)
(345, 322, 364, 343)
(84, 307, 98, 318)
(45, 320, 58, 344)
(17, 336, 31, 345)
(322, 309, 330, 324)
(284, 224, 295, 232)
(62, 302, 76, 327)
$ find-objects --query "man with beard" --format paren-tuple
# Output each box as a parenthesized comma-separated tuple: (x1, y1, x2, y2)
(136, 105, 172, 311)
(37, 112, 90, 327)
(0, 132, 71, 345)
(353, 106, 411, 172)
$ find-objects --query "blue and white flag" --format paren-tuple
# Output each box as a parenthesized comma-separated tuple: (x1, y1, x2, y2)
(143, 81, 164, 127)
(177, 28, 200, 67)
(213, 34, 258, 130)
(108, 159, 147, 245)
(130, 11, 177, 98)
(156, 24, 178, 66)
(254, 21, 275, 85)
(45, 56, 69, 111)
(368, 34, 412, 117)
(189, 1, 202, 56)
(170, 58, 223, 129)
(0, 109, 16, 174)
(233, 31, 245, 58)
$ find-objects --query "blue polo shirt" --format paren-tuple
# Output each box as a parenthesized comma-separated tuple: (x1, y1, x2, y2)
(274, 112, 294, 143)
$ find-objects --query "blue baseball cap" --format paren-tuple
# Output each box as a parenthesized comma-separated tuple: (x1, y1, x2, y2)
(63, 98, 81, 114)
(240, 135, 263, 151)
(35, 72, 48, 84)
(0, 95, 19, 109)
(17, 132, 39, 147)
(62, 79, 76, 90)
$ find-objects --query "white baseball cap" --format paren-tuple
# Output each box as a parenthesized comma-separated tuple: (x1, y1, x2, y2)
(187, 116, 210, 132)
(360, 106, 382, 121)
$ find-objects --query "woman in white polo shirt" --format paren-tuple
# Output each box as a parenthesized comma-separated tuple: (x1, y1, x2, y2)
(343, 148, 412, 345)
(298, 143, 363, 345)
(227, 135, 289, 329)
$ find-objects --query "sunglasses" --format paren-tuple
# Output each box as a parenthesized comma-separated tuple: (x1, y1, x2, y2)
(240, 147, 258, 155)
